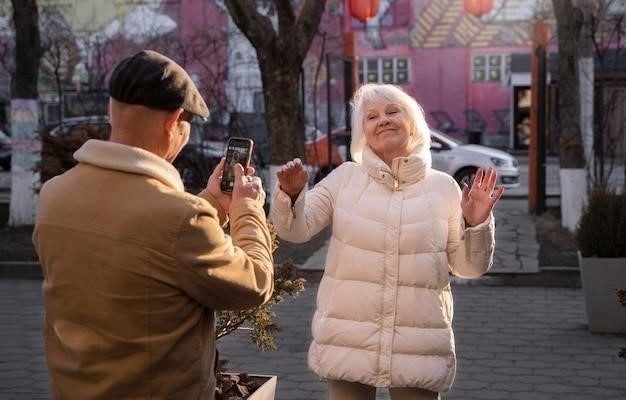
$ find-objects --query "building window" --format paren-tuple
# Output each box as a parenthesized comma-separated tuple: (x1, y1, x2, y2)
(472, 54, 511, 83)
(359, 57, 409, 84)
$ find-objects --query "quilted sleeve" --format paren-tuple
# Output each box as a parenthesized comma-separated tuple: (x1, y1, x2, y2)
(445, 178, 495, 278)
(269, 164, 349, 243)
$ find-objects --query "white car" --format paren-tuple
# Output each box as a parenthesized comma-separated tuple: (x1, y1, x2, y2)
(430, 129, 520, 188)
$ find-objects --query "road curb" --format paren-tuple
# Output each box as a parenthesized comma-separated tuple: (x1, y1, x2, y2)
(0, 261, 581, 287)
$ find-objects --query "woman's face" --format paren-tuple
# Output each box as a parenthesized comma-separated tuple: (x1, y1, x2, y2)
(363, 100, 413, 160)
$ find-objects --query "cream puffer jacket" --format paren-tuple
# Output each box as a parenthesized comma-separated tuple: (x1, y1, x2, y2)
(270, 145, 495, 393)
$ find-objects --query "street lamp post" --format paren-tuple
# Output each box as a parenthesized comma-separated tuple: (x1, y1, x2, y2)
(529, 21, 550, 215)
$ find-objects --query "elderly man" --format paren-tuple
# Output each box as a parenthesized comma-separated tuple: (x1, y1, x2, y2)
(33, 50, 274, 399)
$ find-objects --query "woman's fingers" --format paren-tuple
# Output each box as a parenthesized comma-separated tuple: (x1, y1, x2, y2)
(485, 168, 497, 192)
(492, 185, 505, 202)
(472, 168, 484, 190)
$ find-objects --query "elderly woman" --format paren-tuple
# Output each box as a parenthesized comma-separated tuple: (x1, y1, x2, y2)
(270, 83, 503, 400)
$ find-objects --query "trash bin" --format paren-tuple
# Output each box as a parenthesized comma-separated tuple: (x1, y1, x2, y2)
(468, 129, 482, 145)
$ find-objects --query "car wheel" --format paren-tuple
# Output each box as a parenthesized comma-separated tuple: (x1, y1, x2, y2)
(454, 167, 478, 188)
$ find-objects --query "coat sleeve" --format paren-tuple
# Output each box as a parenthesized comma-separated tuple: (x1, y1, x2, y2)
(174, 197, 274, 310)
(445, 179, 495, 279)
(269, 164, 347, 243)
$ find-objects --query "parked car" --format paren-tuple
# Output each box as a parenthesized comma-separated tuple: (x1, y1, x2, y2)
(0, 129, 10, 171)
(430, 129, 520, 188)
(304, 126, 520, 188)
(304, 126, 347, 182)
(41, 116, 221, 192)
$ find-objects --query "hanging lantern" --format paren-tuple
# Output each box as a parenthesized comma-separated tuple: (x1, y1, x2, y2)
(349, 0, 380, 22)
(463, 0, 495, 18)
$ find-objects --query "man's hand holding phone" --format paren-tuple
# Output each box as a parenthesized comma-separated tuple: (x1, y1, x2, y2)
(204, 158, 264, 214)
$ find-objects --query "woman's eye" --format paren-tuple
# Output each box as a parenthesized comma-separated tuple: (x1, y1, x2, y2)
(367, 115, 376, 120)
(388, 110, 398, 115)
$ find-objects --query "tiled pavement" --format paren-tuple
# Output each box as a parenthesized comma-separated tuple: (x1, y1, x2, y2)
(1, 279, 625, 399)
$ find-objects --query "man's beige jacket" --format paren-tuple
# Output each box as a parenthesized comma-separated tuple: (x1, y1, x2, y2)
(33, 139, 274, 399)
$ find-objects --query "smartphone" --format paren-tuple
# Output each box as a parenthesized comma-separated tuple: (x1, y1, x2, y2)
(220, 137, 254, 193)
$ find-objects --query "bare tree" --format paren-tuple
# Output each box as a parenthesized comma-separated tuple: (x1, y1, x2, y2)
(39, 7, 80, 126)
(223, 0, 327, 165)
(552, 0, 591, 231)
(588, 1, 626, 190)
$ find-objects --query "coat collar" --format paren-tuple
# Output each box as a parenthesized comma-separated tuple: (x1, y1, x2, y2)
(361, 145, 431, 190)
(73, 139, 185, 192)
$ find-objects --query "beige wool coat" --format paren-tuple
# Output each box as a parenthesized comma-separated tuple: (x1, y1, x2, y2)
(270, 145, 495, 393)
(33, 139, 274, 399)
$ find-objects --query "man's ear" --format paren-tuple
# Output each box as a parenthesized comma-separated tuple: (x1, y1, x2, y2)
(164, 108, 184, 135)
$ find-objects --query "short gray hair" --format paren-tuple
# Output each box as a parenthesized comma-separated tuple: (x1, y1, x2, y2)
(349, 83, 430, 164)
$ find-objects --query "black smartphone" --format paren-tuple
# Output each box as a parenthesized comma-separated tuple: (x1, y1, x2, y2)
(220, 137, 254, 193)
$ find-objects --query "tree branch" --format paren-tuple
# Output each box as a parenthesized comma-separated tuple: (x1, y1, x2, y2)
(223, 0, 275, 49)
(274, 0, 295, 35)
(294, 0, 327, 59)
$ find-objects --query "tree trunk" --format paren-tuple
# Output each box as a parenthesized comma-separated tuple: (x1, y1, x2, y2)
(223, 0, 326, 165)
(552, 0, 588, 231)
(553, 0, 586, 169)
(260, 58, 304, 165)
(9, 0, 40, 226)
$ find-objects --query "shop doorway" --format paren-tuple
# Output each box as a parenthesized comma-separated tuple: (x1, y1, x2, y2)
(512, 86, 531, 150)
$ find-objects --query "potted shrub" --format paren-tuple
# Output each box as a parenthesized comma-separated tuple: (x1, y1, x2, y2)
(576, 187, 626, 333)
(213, 223, 306, 399)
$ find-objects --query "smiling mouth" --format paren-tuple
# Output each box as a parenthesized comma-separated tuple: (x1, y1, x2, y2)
(378, 129, 396, 135)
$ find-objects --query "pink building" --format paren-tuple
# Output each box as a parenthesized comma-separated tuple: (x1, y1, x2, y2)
(12, 0, 553, 153)
(343, 0, 555, 150)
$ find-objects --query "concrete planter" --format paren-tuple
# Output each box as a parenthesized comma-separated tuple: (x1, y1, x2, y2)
(248, 375, 276, 400)
(578, 251, 626, 333)
(222, 374, 277, 400)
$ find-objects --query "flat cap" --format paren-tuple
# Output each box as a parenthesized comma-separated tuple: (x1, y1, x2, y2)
(109, 50, 209, 119)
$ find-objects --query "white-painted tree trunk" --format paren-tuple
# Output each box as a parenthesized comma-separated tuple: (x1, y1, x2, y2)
(266, 164, 281, 202)
(9, 99, 40, 226)
(560, 168, 587, 232)
(579, 57, 594, 176)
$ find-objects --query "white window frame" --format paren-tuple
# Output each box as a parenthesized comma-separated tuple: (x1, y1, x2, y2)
(471, 54, 511, 84)
(359, 57, 410, 84)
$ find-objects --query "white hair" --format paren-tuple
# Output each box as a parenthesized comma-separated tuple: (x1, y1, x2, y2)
(349, 83, 431, 164)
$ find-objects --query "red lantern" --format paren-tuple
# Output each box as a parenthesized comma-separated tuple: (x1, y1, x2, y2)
(349, 0, 380, 22)
(463, 0, 495, 18)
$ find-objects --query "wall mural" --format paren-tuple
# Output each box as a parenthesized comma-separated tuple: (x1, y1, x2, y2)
(9, 99, 39, 225)
(10, 99, 40, 170)
(365, 0, 397, 49)
(410, 0, 551, 48)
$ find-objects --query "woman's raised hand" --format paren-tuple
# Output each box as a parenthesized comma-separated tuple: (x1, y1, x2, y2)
(461, 167, 504, 227)
(277, 158, 309, 202)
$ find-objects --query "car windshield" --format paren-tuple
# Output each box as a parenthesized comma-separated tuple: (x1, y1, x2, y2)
(433, 129, 463, 145)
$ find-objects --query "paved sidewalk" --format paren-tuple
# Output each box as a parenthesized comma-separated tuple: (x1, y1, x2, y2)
(1, 279, 625, 399)
(302, 199, 540, 274)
